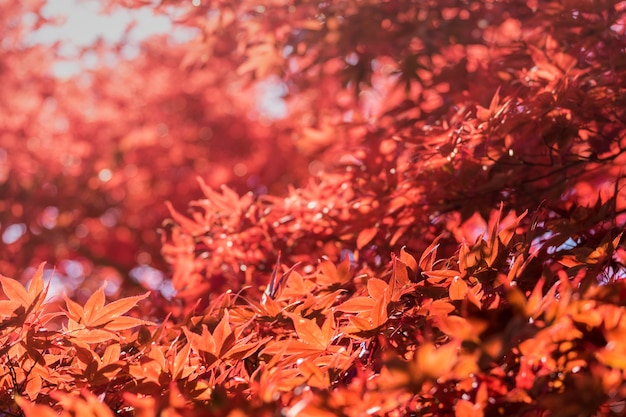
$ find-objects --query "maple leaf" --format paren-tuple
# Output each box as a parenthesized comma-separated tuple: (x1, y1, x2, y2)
(0, 263, 49, 319)
(61, 287, 153, 343)
(186, 308, 263, 366)
(285, 312, 334, 351)
(63, 286, 151, 328)
(335, 278, 390, 332)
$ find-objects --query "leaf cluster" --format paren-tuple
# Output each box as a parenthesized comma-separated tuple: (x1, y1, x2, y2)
(6, 209, 626, 415)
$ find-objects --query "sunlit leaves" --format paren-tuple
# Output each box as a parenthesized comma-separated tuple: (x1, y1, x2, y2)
(335, 296, 376, 313)
(356, 226, 378, 250)
(63, 287, 152, 333)
(0, 263, 48, 319)
(449, 276, 468, 301)
(335, 277, 390, 332)
(5, 223, 626, 417)
(400, 246, 417, 273)
(285, 312, 333, 350)
(3, 0, 626, 415)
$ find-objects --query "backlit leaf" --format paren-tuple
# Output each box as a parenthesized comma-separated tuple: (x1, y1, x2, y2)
(286, 313, 329, 350)
(393, 256, 410, 286)
(213, 309, 234, 357)
(335, 296, 376, 313)
(318, 257, 351, 286)
(320, 312, 335, 348)
(24, 374, 42, 401)
(88, 292, 150, 328)
(367, 278, 389, 300)
(428, 299, 456, 316)
(23, 263, 49, 313)
(0, 276, 30, 307)
(83, 285, 107, 325)
(102, 343, 121, 366)
(525, 277, 545, 317)
(371, 287, 390, 328)
(504, 255, 525, 287)
(67, 327, 117, 344)
(165, 201, 205, 236)
(225, 333, 263, 360)
(466, 284, 483, 309)
(347, 315, 376, 332)
(356, 227, 378, 249)
(103, 316, 152, 331)
(420, 236, 442, 271)
(297, 357, 329, 388)
(63, 294, 85, 323)
(449, 277, 468, 301)
(0, 299, 21, 316)
(171, 342, 192, 380)
(400, 246, 418, 272)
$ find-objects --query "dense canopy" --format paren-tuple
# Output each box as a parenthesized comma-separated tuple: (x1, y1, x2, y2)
(1, 0, 626, 416)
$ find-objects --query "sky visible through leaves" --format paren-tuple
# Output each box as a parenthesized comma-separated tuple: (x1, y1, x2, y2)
(24, 1, 289, 117)
(25, 0, 181, 77)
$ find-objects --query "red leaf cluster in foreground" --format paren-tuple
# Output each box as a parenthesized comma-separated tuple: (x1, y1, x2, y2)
(1, 0, 626, 415)
(3, 214, 626, 416)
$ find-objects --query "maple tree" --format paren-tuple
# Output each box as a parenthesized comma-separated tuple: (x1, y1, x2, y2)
(1, 0, 626, 416)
